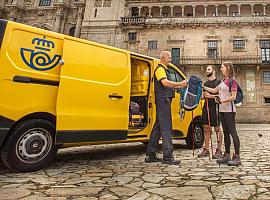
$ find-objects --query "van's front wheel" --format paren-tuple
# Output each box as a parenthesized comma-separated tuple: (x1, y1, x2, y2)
(1, 119, 58, 172)
(185, 120, 204, 149)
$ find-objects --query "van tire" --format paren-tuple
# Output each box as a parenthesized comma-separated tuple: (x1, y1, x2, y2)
(1, 119, 58, 172)
(185, 120, 204, 149)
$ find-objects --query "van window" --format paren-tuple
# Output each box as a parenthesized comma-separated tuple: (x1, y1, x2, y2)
(167, 67, 184, 82)
(167, 67, 184, 94)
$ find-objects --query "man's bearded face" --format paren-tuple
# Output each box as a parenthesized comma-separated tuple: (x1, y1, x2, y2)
(206, 68, 214, 77)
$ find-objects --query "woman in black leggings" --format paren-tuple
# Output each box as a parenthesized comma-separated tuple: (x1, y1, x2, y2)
(203, 61, 241, 166)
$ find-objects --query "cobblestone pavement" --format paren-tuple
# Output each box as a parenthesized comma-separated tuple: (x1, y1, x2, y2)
(0, 124, 269, 200)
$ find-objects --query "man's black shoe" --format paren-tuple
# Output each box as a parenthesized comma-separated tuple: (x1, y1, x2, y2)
(162, 158, 180, 165)
(145, 156, 162, 163)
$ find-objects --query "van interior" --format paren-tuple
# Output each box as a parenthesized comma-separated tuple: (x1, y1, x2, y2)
(129, 58, 150, 131)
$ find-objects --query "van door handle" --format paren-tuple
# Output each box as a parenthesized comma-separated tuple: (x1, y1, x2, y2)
(59, 59, 65, 65)
(109, 94, 123, 99)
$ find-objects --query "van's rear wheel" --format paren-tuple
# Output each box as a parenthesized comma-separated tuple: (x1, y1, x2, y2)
(1, 119, 58, 172)
(185, 120, 204, 149)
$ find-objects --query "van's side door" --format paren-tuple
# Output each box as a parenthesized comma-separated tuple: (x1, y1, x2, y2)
(56, 38, 131, 144)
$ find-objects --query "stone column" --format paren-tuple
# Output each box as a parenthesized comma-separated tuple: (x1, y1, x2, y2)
(251, 4, 254, 16)
(171, 6, 174, 17)
(227, 5, 230, 16)
(75, 6, 84, 38)
(263, 4, 266, 16)
(238, 4, 241, 16)
(215, 5, 218, 16)
(193, 5, 195, 17)
(138, 7, 141, 16)
(148, 7, 152, 17)
(54, 7, 63, 32)
(182, 6, 184, 17)
(204, 6, 207, 17)
(9, 10, 15, 21)
(60, 13, 67, 34)
(160, 6, 162, 17)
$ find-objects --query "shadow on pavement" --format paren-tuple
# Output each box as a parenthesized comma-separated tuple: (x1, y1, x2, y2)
(55, 142, 187, 162)
(0, 142, 187, 172)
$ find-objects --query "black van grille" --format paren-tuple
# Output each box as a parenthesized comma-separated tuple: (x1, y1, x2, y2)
(0, 20, 7, 50)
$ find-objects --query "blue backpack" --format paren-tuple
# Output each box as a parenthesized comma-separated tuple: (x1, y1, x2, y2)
(180, 76, 202, 111)
(179, 76, 203, 154)
(229, 77, 244, 107)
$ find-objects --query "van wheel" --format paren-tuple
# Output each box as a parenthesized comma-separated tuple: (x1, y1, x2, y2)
(1, 119, 58, 172)
(185, 120, 204, 149)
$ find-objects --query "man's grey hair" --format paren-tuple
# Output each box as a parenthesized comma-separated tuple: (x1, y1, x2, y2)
(160, 51, 171, 59)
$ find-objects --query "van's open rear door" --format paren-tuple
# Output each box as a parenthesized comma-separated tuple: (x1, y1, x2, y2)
(56, 38, 130, 144)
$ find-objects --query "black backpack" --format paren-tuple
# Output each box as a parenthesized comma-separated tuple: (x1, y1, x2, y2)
(229, 77, 244, 107)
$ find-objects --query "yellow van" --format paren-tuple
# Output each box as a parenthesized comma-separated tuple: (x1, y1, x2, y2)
(0, 20, 203, 172)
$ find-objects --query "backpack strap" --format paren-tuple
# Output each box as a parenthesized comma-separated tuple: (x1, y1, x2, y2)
(215, 79, 221, 88)
(229, 77, 234, 112)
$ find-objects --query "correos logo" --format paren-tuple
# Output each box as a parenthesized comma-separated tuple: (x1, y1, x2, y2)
(20, 36, 61, 71)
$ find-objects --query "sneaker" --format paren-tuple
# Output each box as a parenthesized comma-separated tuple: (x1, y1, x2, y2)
(212, 149, 222, 159)
(162, 157, 180, 165)
(198, 148, 210, 158)
(145, 156, 162, 163)
(227, 153, 241, 166)
(217, 153, 231, 164)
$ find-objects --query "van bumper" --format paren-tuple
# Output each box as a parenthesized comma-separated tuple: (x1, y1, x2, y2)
(0, 116, 15, 148)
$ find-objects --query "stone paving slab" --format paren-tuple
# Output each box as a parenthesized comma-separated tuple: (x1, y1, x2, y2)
(0, 124, 269, 199)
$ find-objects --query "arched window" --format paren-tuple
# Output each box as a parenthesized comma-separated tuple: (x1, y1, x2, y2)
(39, 0, 51, 6)
(69, 27, 76, 37)
(131, 7, 139, 16)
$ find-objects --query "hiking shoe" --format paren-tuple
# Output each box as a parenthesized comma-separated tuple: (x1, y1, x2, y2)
(217, 153, 231, 164)
(198, 148, 210, 158)
(162, 158, 180, 165)
(212, 149, 222, 159)
(145, 156, 162, 163)
(227, 153, 241, 166)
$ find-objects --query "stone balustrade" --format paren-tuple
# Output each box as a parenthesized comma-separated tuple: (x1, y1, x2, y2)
(146, 16, 270, 26)
(121, 16, 270, 26)
(179, 55, 265, 65)
(121, 17, 146, 25)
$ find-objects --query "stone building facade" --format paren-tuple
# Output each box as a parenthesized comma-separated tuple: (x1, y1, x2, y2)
(1, 0, 270, 123)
